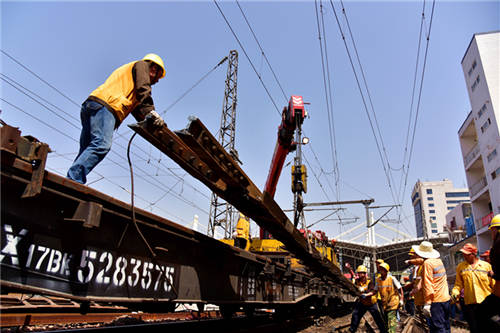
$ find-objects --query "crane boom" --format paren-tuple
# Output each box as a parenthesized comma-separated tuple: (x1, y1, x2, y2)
(261, 95, 306, 238)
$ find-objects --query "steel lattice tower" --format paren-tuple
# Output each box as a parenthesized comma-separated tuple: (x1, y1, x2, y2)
(208, 50, 239, 238)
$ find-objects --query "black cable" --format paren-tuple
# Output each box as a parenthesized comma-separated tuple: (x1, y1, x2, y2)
(213, 0, 281, 115)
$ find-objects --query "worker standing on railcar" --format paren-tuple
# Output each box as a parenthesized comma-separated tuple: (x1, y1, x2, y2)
(67, 54, 166, 184)
(475, 214, 500, 331)
(412, 241, 450, 333)
(365, 262, 403, 333)
(234, 213, 250, 250)
(349, 265, 387, 333)
(451, 243, 494, 333)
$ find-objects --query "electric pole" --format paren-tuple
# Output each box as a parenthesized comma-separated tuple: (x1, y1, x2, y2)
(207, 50, 239, 238)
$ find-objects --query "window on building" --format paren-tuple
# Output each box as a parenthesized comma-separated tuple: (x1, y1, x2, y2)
(478, 103, 487, 118)
(448, 207, 454, 210)
(446, 192, 470, 198)
(471, 75, 480, 92)
(487, 149, 497, 163)
(426, 189, 433, 194)
(431, 223, 438, 228)
(446, 200, 469, 204)
(429, 203, 435, 207)
(428, 197, 434, 201)
(431, 230, 438, 234)
(430, 216, 436, 220)
(492, 166, 500, 180)
(429, 210, 435, 214)
(481, 118, 491, 133)
(468, 60, 477, 77)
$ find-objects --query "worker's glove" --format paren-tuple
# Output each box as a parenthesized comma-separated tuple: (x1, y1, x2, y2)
(405, 260, 410, 265)
(399, 299, 404, 307)
(450, 293, 458, 303)
(146, 110, 165, 127)
(422, 304, 431, 318)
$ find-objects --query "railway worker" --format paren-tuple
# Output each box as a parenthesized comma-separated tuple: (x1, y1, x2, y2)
(349, 265, 387, 333)
(412, 241, 450, 333)
(475, 214, 500, 331)
(406, 248, 425, 314)
(451, 243, 494, 333)
(67, 54, 166, 184)
(234, 213, 250, 250)
(366, 262, 403, 333)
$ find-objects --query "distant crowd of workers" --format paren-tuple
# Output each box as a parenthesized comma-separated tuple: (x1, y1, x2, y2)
(347, 214, 500, 333)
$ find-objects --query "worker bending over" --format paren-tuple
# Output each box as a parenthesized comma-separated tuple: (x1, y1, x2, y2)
(451, 243, 494, 333)
(412, 241, 450, 333)
(349, 265, 387, 333)
(67, 54, 166, 184)
(366, 262, 403, 333)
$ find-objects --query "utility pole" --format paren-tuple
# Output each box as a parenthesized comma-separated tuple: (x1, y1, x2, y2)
(208, 50, 239, 239)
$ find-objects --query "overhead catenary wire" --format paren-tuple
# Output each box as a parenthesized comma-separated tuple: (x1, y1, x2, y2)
(213, 0, 281, 116)
(327, 0, 399, 210)
(399, 0, 436, 210)
(315, 0, 340, 200)
(235, 0, 288, 103)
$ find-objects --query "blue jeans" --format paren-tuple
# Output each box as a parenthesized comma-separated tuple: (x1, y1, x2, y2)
(430, 301, 450, 333)
(67, 100, 115, 184)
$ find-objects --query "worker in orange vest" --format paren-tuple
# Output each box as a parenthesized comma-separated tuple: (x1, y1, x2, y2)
(475, 214, 500, 331)
(349, 265, 387, 333)
(451, 243, 494, 333)
(67, 54, 166, 184)
(412, 241, 450, 333)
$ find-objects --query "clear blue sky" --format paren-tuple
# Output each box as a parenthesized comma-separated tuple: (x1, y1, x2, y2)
(1, 1, 499, 242)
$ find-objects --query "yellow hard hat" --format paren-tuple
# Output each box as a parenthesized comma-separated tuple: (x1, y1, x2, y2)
(408, 248, 416, 255)
(379, 263, 390, 271)
(356, 265, 368, 273)
(143, 53, 166, 79)
(489, 214, 500, 229)
(376, 259, 384, 264)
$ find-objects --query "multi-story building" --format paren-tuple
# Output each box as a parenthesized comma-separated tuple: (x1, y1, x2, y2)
(411, 180, 470, 238)
(458, 31, 500, 253)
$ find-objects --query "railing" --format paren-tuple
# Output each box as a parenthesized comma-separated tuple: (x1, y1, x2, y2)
(470, 176, 487, 197)
(464, 144, 480, 166)
(482, 212, 494, 227)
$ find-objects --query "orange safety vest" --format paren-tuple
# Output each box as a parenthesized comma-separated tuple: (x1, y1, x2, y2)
(355, 278, 377, 306)
(90, 61, 140, 124)
(376, 275, 400, 311)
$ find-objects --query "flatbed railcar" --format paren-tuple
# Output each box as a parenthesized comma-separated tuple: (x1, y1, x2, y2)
(0, 124, 353, 315)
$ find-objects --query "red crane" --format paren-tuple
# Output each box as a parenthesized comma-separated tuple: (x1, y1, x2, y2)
(261, 95, 307, 239)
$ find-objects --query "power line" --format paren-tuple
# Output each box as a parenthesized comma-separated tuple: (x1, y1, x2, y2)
(235, 0, 287, 103)
(213, 0, 281, 115)
(399, 0, 436, 222)
(327, 0, 399, 209)
(315, 0, 340, 200)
